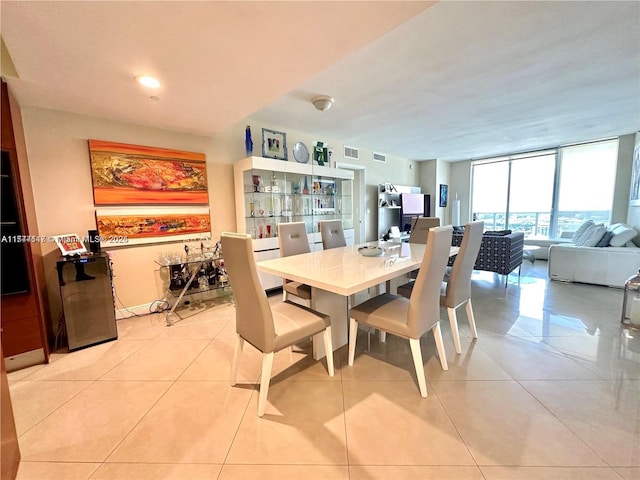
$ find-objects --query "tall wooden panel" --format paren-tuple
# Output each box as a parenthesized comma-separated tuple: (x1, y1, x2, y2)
(0, 343, 21, 480)
(1, 80, 49, 368)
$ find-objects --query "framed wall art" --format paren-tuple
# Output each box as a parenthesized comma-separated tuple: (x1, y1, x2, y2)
(261, 128, 287, 160)
(95, 206, 211, 246)
(88, 140, 208, 205)
(439, 184, 448, 208)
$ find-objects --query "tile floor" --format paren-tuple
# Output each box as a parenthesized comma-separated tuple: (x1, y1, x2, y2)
(7, 261, 640, 479)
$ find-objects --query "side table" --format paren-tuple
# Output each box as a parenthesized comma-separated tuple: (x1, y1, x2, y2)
(156, 255, 232, 325)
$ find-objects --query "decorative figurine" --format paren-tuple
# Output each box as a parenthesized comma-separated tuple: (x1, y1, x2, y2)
(245, 125, 253, 156)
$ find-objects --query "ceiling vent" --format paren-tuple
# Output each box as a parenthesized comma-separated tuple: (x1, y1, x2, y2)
(344, 145, 359, 159)
(373, 152, 386, 163)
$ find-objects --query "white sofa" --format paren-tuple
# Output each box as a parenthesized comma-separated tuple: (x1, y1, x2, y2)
(525, 233, 574, 260)
(548, 244, 640, 287)
(548, 221, 640, 288)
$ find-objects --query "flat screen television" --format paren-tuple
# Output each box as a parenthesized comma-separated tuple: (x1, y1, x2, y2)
(400, 193, 431, 232)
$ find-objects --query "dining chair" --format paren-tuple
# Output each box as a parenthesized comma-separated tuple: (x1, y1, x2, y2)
(397, 221, 484, 354)
(277, 222, 312, 303)
(409, 216, 441, 244)
(221, 232, 334, 417)
(406, 216, 441, 282)
(319, 220, 346, 249)
(348, 225, 453, 397)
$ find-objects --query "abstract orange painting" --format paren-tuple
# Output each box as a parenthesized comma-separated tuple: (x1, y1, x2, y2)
(89, 140, 208, 205)
(95, 207, 211, 246)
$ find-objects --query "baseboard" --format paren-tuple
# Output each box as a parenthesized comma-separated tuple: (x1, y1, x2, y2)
(4, 348, 46, 372)
(116, 302, 156, 319)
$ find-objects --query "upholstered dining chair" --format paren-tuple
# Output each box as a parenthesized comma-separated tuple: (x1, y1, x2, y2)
(397, 221, 484, 354)
(406, 217, 441, 283)
(409, 216, 441, 244)
(348, 226, 453, 397)
(319, 220, 346, 250)
(221, 232, 334, 417)
(277, 222, 312, 303)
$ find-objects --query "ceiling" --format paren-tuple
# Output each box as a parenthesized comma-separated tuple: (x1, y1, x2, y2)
(2, 1, 639, 162)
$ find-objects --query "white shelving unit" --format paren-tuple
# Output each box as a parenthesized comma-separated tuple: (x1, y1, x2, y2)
(233, 156, 354, 290)
(376, 183, 422, 239)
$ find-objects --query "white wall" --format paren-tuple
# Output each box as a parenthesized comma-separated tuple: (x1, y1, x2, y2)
(418, 159, 470, 226)
(20, 107, 238, 328)
(242, 117, 419, 241)
(17, 106, 418, 332)
(20, 102, 636, 336)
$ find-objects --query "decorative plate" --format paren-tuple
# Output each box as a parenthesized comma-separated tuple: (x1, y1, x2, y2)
(358, 246, 383, 257)
(292, 142, 310, 164)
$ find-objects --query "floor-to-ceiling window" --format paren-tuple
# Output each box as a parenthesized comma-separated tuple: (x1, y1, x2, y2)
(471, 138, 618, 237)
(555, 141, 618, 236)
(471, 159, 509, 230)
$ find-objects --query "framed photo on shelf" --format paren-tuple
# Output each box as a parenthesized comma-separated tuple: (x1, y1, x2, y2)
(439, 184, 448, 207)
(53, 233, 88, 256)
(262, 128, 287, 161)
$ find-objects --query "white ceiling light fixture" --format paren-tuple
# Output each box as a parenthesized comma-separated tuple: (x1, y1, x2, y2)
(135, 75, 162, 89)
(311, 95, 334, 112)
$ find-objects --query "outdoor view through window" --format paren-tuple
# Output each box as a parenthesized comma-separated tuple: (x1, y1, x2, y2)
(471, 139, 618, 238)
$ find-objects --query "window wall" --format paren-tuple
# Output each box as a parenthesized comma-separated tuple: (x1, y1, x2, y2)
(471, 139, 618, 238)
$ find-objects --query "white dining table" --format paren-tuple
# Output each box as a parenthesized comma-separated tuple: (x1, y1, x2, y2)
(256, 241, 459, 359)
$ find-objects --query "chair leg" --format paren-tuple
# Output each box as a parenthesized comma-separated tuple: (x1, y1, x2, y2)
(432, 322, 449, 371)
(257, 352, 275, 417)
(447, 306, 462, 354)
(409, 337, 427, 397)
(348, 318, 358, 366)
(323, 326, 335, 377)
(380, 331, 387, 343)
(465, 299, 478, 338)
(282, 289, 288, 301)
(230, 334, 244, 386)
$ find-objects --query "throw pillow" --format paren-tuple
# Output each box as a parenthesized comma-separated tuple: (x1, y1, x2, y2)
(575, 224, 607, 247)
(608, 223, 638, 247)
(607, 223, 624, 232)
(596, 231, 613, 247)
(571, 220, 594, 243)
(484, 229, 512, 236)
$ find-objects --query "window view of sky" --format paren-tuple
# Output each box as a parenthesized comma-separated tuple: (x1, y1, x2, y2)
(471, 139, 618, 236)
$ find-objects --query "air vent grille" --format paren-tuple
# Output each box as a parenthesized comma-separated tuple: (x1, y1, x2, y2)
(344, 145, 359, 159)
(373, 152, 386, 163)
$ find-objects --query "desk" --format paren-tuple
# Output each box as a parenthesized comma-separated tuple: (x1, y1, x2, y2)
(257, 242, 458, 359)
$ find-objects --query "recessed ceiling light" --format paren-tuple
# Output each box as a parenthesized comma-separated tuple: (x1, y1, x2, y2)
(135, 75, 162, 89)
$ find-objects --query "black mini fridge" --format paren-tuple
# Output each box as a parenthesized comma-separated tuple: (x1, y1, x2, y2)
(56, 253, 117, 351)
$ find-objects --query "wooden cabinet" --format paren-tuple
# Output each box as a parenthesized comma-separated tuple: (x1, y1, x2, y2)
(1, 80, 49, 370)
(233, 156, 354, 290)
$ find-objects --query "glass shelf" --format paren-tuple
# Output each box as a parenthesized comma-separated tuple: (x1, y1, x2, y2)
(235, 157, 354, 239)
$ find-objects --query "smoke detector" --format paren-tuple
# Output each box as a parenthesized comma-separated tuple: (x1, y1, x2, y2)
(311, 95, 334, 112)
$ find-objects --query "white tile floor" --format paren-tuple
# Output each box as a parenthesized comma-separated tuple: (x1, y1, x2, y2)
(8, 261, 640, 479)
